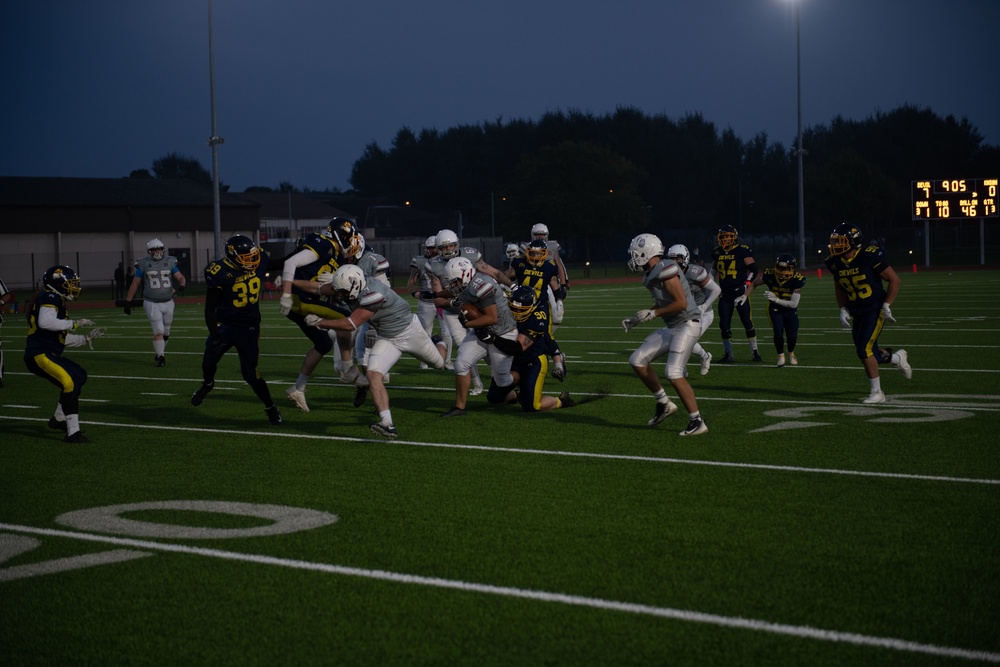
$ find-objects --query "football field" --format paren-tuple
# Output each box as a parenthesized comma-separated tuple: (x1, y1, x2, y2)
(2, 270, 998, 665)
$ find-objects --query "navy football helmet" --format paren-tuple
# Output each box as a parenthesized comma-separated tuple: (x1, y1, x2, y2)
(43, 265, 82, 301)
(717, 225, 738, 250)
(775, 253, 796, 280)
(508, 285, 537, 322)
(225, 235, 261, 270)
(828, 223, 863, 256)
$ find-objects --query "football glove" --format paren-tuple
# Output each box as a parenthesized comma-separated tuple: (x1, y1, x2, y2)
(734, 294, 748, 307)
(474, 327, 495, 343)
(272, 275, 283, 288)
(552, 361, 566, 382)
(85, 327, 106, 350)
(635, 309, 656, 323)
(450, 297, 463, 310)
(123, 303, 132, 315)
(304, 314, 323, 328)
(418, 290, 436, 300)
(175, 283, 186, 294)
(279, 293, 293, 316)
(881, 303, 896, 323)
(839, 307, 851, 329)
(75, 318, 95, 328)
(622, 316, 640, 333)
(764, 290, 778, 302)
(316, 272, 334, 285)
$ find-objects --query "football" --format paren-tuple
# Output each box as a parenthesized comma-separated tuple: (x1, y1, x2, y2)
(460, 302, 483, 321)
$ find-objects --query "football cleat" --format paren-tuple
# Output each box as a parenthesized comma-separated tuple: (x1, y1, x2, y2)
(862, 390, 887, 404)
(154, 355, 165, 368)
(353, 385, 369, 408)
(64, 431, 92, 444)
(370, 422, 398, 438)
(558, 391, 576, 408)
(752, 350, 763, 363)
(789, 352, 798, 365)
(441, 406, 466, 417)
(470, 378, 484, 396)
(895, 349, 912, 379)
(718, 353, 735, 364)
(191, 382, 214, 406)
(286, 386, 310, 413)
(776, 353, 786, 368)
(700, 351, 712, 376)
(648, 400, 678, 426)
(680, 418, 708, 436)
(48, 417, 68, 432)
(265, 405, 283, 426)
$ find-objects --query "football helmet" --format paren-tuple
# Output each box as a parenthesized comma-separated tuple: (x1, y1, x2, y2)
(531, 223, 549, 241)
(717, 224, 738, 250)
(43, 265, 82, 301)
(436, 229, 460, 259)
(505, 243, 521, 260)
(525, 239, 548, 267)
(330, 264, 366, 301)
(225, 235, 261, 271)
(443, 256, 475, 296)
(775, 253, 796, 280)
(829, 223, 863, 256)
(424, 235, 437, 258)
(666, 243, 690, 269)
(327, 218, 365, 262)
(508, 285, 537, 322)
(627, 233, 665, 272)
(147, 238, 166, 261)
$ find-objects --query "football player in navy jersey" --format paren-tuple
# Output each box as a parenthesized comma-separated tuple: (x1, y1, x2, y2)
(711, 225, 762, 362)
(23, 265, 105, 442)
(824, 223, 912, 403)
(191, 235, 282, 425)
(747, 253, 806, 367)
(488, 286, 574, 411)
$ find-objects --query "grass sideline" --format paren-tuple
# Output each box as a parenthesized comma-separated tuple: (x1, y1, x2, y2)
(2, 271, 999, 666)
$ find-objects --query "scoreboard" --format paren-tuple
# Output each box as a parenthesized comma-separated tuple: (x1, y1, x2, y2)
(912, 178, 998, 220)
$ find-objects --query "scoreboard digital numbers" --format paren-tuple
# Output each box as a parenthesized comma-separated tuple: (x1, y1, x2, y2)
(912, 177, 998, 220)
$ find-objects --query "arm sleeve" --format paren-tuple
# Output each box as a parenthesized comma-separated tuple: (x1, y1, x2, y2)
(775, 292, 801, 309)
(281, 248, 319, 283)
(700, 277, 722, 310)
(38, 306, 75, 332)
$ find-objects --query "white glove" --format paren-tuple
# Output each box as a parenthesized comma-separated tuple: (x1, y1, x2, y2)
(881, 303, 896, 323)
(635, 309, 656, 323)
(304, 314, 323, 327)
(839, 307, 851, 329)
(764, 291, 777, 302)
(75, 318, 95, 328)
(733, 294, 747, 307)
(85, 328, 106, 350)
(317, 272, 335, 284)
(699, 303, 711, 315)
(272, 275, 283, 288)
(622, 316, 640, 333)
(279, 293, 293, 316)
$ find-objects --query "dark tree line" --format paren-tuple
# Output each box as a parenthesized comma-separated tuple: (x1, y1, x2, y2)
(348, 104, 996, 259)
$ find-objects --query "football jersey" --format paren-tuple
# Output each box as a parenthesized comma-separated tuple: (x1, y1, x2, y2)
(204, 250, 270, 327)
(25, 290, 70, 355)
(356, 248, 391, 286)
(762, 268, 806, 311)
(134, 255, 180, 302)
(457, 272, 516, 336)
(824, 245, 890, 315)
(642, 258, 699, 328)
(424, 247, 483, 313)
(291, 233, 341, 301)
(409, 255, 435, 291)
(712, 243, 755, 295)
(514, 305, 556, 362)
(684, 264, 713, 307)
(345, 278, 413, 338)
(510, 257, 559, 299)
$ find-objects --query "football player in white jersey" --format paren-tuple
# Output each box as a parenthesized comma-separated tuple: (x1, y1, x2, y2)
(666, 244, 721, 376)
(124, 238, 187, 367)
(407, 235, 454, 369)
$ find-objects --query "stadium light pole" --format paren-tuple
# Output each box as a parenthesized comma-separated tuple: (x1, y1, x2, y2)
(794, 0, 806, 269)
(207, 0, 224, 260)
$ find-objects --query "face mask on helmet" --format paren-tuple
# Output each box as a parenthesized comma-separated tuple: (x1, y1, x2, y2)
(774, 254, 796, 280)
(717, 225, 738, 249)
(666, 244, 690, 269)
(627, 234, 665, 272)
(436, 229, 460, 259)
(331, 264, 366, 301)
(828, 224, 863, 256)
(147, 239, 165, 261)
(444, 257, 474, 296)
(531, 223, 549, 241)
(225, 235, 261, 270)
(424, 236, 437, 258)
(505, 243, 521, 260)
(526, 240, 548, 267)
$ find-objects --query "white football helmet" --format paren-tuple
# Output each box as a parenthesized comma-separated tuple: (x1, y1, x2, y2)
(530, 223, 549, 241)
(436, 229, 460, 259)
(330, 264, 366, 301)
(443, 256, 475, 296)
(666, 243, 690, 269)
(147, 238, 165, 261)
(505, 243, 521, 260)
(627, 233, 665, 272)
(424, 235, 437, 257)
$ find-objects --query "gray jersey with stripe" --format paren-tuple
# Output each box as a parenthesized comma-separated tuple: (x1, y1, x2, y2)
(642, 258, 699, 327)
(348, 278, 413, 338)
(423, 247, 483, 313)
(135, 255, 179, 302)
(459, 273, 516, 336)
(684, 264, 711, 307)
